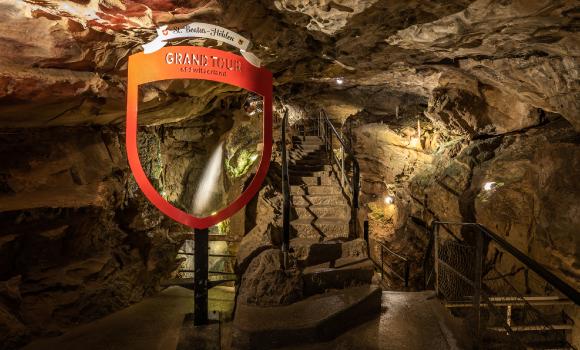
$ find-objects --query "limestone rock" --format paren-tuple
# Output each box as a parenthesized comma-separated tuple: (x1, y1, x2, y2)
(237, 249, 303, 306)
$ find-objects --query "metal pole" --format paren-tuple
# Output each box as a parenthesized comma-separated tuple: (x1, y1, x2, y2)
(473, 230, 484, 348)
(404, 261, 410, 288)
(434, 224, 440, 297)
(381, 245, 384, 281)
(318, 112, 321, 137)
(341, 146, 345, 189)
(363, 220, 369, 249)
(194, 227, 209, 325)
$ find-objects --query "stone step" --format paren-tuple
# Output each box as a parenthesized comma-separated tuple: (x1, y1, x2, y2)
(289, 164, 332, 172)
(289, 159, 327, 166)
(292, 135, 323, 143)
(292, 141, 325, 148)
(303, 257, 375, 296)
(289, 154, 326, 163)
(289, 176, 336, 186)
(232, 285, 382, 349)
(291, 218, 350, 239)
(290, 185, 342, 195)
(289, 150, 326, 159)
(288, 169, 332, 178)
(293, 204, 349, 219)
(291, 144, 323, 152)
(292, 194, 346, 207)
(160, 278, 235, 290)
(291, 238, 368, 267)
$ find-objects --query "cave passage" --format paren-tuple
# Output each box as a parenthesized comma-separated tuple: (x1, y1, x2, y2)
(0, 1, 579, 350)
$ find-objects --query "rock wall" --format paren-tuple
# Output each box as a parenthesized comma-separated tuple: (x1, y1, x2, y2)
(0, 126, 187, 349)
(408, 117, 580, 290)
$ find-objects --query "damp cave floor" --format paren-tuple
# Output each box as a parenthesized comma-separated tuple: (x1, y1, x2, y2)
(22, 288, 468, 350)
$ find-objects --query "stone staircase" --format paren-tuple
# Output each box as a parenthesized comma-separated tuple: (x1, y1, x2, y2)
(232, 134, 382, 349)
(233, 238, 381, 349)
(288, 135, 351, 241)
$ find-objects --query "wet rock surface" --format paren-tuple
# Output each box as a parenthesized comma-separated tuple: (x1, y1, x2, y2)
(0, 126, 185, 348)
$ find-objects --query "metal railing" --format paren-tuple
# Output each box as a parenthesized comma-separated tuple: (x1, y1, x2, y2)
(429, 221, 579, 349)
(364, 220, 411, 289)
(317, 109, 361, 237)
(281, 109, 291, 268)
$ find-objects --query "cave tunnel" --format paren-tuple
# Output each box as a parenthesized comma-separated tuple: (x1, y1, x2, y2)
(0, 1, 579, 349)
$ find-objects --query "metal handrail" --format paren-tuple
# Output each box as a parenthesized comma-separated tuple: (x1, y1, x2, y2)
(364, 221, 411, 288)
(432, 221, 580, 305)
(318, 109, 360, 237)
(373, 238, 411, 288)
(430, 221, 578, 349)
(281, 109, 291, 269)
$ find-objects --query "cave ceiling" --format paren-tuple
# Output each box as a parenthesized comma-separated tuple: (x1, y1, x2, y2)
(0, 0, 578, 134)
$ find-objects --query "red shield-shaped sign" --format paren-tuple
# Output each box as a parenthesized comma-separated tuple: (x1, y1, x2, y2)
(126, 46, 272, 229)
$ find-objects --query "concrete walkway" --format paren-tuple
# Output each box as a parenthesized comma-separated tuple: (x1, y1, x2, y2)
(23, 289, 467, 350)
(23, 286, 234, 350)
(282, 290, 469, 350)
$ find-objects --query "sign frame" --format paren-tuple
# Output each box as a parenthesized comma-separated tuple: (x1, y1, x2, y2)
(126, 46, 273, 229)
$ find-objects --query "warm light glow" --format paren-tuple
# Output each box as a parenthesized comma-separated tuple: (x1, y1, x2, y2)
(384, 195, 394, 204)
(336, 77, 344, 85)
(192, 142, 224, 215)
(483, 181, 496, 191)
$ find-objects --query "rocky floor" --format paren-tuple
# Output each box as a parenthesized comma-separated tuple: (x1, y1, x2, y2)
(21, 287, 468, 350)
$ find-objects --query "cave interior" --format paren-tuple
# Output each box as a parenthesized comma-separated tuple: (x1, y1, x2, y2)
(0, 0, 579, 349)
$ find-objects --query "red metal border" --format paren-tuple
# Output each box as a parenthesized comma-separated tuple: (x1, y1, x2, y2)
(126, 46, 273, 229)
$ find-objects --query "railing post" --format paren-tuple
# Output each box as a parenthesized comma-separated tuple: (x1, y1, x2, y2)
(341, 146, 345, 189)
(404, 261, 410, 289)
(328, 132, 333, 164)
(473, 229, 484, 348)
(434, 224, 440, 297)
(281, 110, 290, 270)
(380, 245, 384, 281)
(363, 220, 369, 254)
(194, 227, 209, 326)
(353, 162, 359, 238)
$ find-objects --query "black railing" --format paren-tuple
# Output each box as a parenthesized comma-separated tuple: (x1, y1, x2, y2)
(318, 109, 360, 237)
(429, 221, 579, 349)
(281, 109, 291, 268)
(364, 220, 411, 288)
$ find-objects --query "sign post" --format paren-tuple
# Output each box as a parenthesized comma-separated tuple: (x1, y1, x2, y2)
(193, 228, 209, 325)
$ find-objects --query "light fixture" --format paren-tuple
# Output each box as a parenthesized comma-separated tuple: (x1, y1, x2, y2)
(483, 181, 497, 191)
(336, 77, 344, 85)
(384, 195, 394, 204)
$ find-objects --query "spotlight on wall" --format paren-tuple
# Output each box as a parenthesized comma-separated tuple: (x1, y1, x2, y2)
(384, 195, 395, 204)
(336, 77, 344, 85)
(483, 181, 497, 191)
